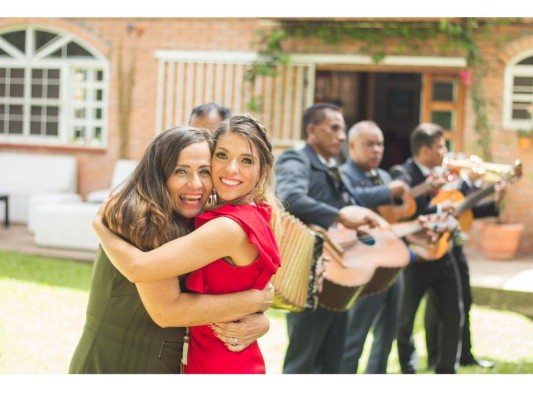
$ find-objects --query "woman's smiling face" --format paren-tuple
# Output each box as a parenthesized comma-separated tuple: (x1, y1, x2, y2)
(211, 132, 261, 204)
(166, 141, 213, 219)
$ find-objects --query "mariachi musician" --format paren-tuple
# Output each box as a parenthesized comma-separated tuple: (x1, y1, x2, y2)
(338, 120, 410, 374)
(424, 159, 506, 370)
(389, 122, 464, 374)
(275, 103, 382, 374)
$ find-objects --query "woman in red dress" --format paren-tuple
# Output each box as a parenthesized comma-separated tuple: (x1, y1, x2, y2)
(94, 114, 282, 374)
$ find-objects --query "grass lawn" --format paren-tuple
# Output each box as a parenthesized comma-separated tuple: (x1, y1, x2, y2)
(1, 250, 532, 375)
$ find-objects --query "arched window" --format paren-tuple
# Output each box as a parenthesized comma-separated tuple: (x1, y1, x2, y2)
(503, 51, 533, 130)
(0, 26, 109, 147)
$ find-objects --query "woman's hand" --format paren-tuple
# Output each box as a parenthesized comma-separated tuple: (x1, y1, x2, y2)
(210, 312, 270, 352)
(254, 282, 274, 312)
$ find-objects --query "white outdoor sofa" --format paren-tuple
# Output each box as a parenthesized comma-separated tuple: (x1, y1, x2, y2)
(86, 159, 138, 203)
(32, 202, 101, 251)
(0, 152, 78, 225)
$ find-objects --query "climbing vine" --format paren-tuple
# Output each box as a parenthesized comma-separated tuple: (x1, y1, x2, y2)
(248, 18, 521, 161)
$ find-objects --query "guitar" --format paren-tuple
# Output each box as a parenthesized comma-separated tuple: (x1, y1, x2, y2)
(431, 160, 522, 233)
(311, 214, 459, 312)
(377, 167, 459, 224)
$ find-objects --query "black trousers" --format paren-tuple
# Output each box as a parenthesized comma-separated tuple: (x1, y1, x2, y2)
(425, 245, 473, 365)
(283, 306, 348, 374)
(396, 251, 464, 374)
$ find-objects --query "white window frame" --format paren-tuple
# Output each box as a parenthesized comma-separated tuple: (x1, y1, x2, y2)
(155, 50, 467, 150)
(502, 49, 533, 130)
(0, 25, 109, 148)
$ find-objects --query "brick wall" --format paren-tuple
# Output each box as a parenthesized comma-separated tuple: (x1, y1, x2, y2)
(1, 18, 532, 253)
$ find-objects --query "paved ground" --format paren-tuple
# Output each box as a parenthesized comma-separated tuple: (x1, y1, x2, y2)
(2, 223, 532, 316)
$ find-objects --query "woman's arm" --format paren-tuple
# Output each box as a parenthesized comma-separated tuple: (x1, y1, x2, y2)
(136, 279, 273, 327)
(93, 214, 251, 283)
(136, 278, 272, 351)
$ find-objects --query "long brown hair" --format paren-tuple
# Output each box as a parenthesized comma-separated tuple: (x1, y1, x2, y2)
(103, 126, 213, 251)
(213, 114, 282, 238)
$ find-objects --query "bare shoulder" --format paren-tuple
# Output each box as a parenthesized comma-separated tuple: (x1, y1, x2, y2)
(195, 215, 248, 241)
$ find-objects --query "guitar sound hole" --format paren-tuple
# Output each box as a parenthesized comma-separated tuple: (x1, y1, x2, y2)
(393, 196, 404, 206)
(358, 233, 376, 246)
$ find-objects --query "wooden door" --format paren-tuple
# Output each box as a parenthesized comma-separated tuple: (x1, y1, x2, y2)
(421, 72, 466, 153)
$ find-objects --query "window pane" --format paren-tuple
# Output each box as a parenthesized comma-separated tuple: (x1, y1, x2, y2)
(74, 126, 85, 139)
(95, 89, 103, 101)
(513, 76, 533, 95)
(517, 56, 533, 66)
(10, 105, 23, 116)
(34, 30, 58, 52)
(75, 107, 86, 118)
(10, 83, 23, 97)
(45, 122, 58, 136)
(47, 48, 63, 58)
(433, 81, 455, 102)
(9, 120, 23, 134)
(75, 88, 86, 101)
(30, 121, 41, 135)
(31, 84, 43, 98)
(94, 126, 102, 139)
(11, 68, 24, 79)
(96, 70, 104, 81)
(32, 69, 43, 79)
(94, 108, 102, 119)
(47, 84, 59, 99)
(48, 69, 60, 80)
(511, 102, 531, 120)
(1, 31, 26, 53)
(432, 111, 454, 131)
(47, 106, 59, 117)
(66, 42, 94, 58)
(0, 83, 5, 97)
(31, 105, 42, 116)
(74, 70, 87, 82)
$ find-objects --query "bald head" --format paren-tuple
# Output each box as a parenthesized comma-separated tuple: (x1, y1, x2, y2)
(347, 120, 384, 172)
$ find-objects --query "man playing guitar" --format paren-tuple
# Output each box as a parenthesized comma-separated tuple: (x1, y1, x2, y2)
(389, 122, 463, 374)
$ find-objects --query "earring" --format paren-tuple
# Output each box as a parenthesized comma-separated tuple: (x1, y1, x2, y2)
(253, 181, 265, 200)
(206, 188, 217, 208)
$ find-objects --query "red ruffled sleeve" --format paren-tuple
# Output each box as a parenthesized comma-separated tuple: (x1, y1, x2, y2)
(188, 203, 281, 291)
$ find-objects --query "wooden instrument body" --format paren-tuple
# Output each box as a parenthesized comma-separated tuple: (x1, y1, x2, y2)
(376, 191, 417, 224)
(430, 190, 473, 231)
(316, 225, 411, 312)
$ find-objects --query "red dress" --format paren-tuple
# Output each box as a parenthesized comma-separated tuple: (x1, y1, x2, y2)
(183, 202, 281, 374)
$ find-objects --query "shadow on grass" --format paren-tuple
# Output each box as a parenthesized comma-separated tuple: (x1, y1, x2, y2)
(459, 359, 533, 374)
(0, 251, 92, 291)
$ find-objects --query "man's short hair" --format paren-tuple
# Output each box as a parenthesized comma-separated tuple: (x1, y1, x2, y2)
(188, 102, 231, 123)
(409, 122, 444, 155)
(302, 103, 341, 139)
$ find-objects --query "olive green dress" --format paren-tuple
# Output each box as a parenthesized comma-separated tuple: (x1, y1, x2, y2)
(69, 247, 185, 374)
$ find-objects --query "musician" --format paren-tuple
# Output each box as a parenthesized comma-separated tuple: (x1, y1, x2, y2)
(275, 103, 382, 374)
(389, 122, 464, 374)
(424, 167, 505, 370)
(338, 120, 409, 374)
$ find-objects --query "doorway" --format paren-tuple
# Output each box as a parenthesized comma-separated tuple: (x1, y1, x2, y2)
(314, 70, 422, 170)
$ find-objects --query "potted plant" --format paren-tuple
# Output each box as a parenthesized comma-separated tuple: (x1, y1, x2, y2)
(480, 220, 525, 260)
(478, 163, 524, 260)
(517, 129, 533, 149)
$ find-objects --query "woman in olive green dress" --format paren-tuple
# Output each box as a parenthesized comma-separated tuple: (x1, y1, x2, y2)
(69, 126, 272, 374)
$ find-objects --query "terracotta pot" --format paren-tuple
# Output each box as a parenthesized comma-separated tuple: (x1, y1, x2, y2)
(518, 137, 532, 149)
(480, 222, 525, 260)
